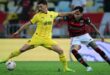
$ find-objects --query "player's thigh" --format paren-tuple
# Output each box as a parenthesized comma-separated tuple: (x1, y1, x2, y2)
(43, 39, 57, 49)
(80, 33, 94, 45)
(26, 37, 41, 48)
(71, 37, 81, 50)
(43, 39, 63, 54)
(20, 38, 41, 52)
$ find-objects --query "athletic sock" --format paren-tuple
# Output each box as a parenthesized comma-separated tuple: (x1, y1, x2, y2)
(59, 53, 75, 72)
(95, 47, 110, 65)
(71, 49, 89, 67)
(59, 53, 68, 69)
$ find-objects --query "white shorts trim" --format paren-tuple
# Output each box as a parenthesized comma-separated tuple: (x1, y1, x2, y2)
(70, 33, 94, 46)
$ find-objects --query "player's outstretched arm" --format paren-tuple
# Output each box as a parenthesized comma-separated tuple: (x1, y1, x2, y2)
(88, 21, 104, 42)
(58, 10, 78, 17)
(12, 21, 32, 37)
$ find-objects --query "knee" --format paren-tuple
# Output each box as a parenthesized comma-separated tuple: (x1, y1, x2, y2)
(53, 47, 64, 54)
(89, 41, 98, 49)
(89, 42, 103, 53)
(71, 45, 81, 51)
(58, 49, 63, 54)
(51, 45, 64, 54)
(20, 49, 25, 53)
(20, 48, 28, 53)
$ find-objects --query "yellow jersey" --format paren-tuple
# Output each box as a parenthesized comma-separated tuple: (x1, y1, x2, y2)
(30, 11, 58, 38)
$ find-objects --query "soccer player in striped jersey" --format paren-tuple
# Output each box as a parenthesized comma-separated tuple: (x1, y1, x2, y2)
(64, 6, 110, 71)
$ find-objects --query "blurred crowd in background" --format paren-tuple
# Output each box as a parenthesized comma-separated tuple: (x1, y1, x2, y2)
(0, 0, 110, 38)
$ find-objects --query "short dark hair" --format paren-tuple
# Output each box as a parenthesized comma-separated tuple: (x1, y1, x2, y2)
(37, 0, 47, 5)
(73, 6, 84, 13)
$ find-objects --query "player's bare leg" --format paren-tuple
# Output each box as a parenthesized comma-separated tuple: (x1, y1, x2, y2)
(50, 45, 75, 72)
(89, 41, 110, 65)
(71, 45, 93, 71)
(0, 44, 35, 63)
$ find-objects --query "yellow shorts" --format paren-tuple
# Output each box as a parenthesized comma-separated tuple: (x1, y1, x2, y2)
(26, 36, 57, 49)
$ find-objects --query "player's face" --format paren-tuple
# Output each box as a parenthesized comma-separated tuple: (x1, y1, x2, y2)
(74, 11, 83, 19)
(37, 4, 48, 13)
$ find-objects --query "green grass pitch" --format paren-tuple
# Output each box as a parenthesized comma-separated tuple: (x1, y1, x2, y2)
(0, 61, 110, 75)
(0, 39, 110, 75)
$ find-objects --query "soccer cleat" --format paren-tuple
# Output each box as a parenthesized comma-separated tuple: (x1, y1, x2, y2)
(86, 67, 93, 72)
(64, 67, 75, 72)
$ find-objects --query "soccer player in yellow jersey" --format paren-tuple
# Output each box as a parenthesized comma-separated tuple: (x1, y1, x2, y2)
(0, 0, 77, 72)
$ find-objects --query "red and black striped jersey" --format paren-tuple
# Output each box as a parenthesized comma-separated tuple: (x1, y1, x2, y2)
(65, 15, 91, 37)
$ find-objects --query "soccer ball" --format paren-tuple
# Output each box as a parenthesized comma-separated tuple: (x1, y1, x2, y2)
(5, 60, 16, 71)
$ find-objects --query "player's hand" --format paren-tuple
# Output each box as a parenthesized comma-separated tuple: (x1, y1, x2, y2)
(72, 9, 80, 14)
(11, 31, 19, 38)
(101, 38, 104, 42)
